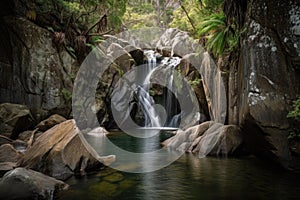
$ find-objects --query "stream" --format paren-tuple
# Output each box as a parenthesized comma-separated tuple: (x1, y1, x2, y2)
(58, 132, 300, 200)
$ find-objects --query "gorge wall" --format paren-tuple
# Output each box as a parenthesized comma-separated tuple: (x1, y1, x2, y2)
(228, 0, 300, 170)
(0, 1, 77, 117)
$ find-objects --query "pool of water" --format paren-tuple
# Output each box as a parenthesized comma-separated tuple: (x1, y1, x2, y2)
(58, 132, 300, 200)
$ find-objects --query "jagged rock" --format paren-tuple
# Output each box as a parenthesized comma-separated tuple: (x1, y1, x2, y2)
(0, 144, 22, 163)
(0, 17, 77, 116)
(0, 168, 68, 200)
(0, 103, 34, 139)
(19, 120, 115, 180)
(228, 0, 300, 170)
(35, 114, 67, 131)
(163, 121, 242, 157)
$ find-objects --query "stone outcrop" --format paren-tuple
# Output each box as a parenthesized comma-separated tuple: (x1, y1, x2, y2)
(19, 120, 115, 180)
(0, 168, 68, 200)
(35, 114, 67, 131)
(0, 16, 77, 117)
(0, 103, 35, 139)
(163, 121, 242, 157)
(228, 0, 300, 170)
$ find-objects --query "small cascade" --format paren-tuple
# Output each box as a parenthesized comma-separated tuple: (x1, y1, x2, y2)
(136, 50, 162, 127)
(133, 51, 182, 129)
(136, 86, 161, 127)
(161, 57, 181, 127)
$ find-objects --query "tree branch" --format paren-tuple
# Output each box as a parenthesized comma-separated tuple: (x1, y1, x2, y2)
(179, 0, 196, 31)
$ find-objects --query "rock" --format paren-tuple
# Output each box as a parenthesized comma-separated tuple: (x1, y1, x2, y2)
(0, 168, 68, 200)
(103, 173, 124, 183)
(0, 162, 17, 176)
(192, 125, 242, 156)
(124, 45, 145, 65)
(18, 130, 35, 143)
(29, 108, 50, 125)
(0, 17, 77, 116)
(89, 181, 120, 197)
(163, 121, 242, 157)
(228, 0, 300, 170)
(162, 121, 212, 150)
(0, 135, 13, 146)
(107, 43, 134, 73)
(35, 114, 67, 131)
(11, 140, 28, 153)
(0, 144, 22, 163)
(156, 28, 197, 57)
(19, 120, 115, 180)
(0, 103, 34, 139)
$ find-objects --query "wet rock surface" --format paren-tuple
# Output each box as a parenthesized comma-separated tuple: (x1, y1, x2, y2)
(227, 0, 300, 170)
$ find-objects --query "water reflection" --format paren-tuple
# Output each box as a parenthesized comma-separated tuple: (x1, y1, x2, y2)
(60, 133, 300, 200)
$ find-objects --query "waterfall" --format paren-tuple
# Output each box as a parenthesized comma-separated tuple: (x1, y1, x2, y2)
(134, 51, 181, 129)
(137, 50, 162, 128)
(161, 57, 181, 127)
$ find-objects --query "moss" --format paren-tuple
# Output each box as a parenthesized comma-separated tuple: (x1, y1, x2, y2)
(103, 173, 124, 183)
(89, 181, 120, 197)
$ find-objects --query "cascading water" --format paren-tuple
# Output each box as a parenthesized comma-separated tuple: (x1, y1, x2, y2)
(135, 50, 162, 128)
(160, 57, 181, 127)
(133, 51, 181, 129)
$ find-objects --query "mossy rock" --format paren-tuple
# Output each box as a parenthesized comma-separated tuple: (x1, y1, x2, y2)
(119, 179, 135, 190)
(96, 167, 117, 178)
(103, 173, 124, 183)
(89, 181, 120, 197)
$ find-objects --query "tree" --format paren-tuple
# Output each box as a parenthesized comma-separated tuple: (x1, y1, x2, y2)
(24, 0, 128, 63)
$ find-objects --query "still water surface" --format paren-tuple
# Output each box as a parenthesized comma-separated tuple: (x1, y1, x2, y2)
(58, 132, 300, 200)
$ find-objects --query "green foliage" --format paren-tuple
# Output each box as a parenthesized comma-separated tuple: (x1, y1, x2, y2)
(169, 0, 243, 58)
(197, 12, 236, 57)
(123, 6, 158, 29)
(288, 132, 300, 141)
(287, 96, 300, 141)
(287, 96, 300, 121)
(61, 88, 72, 102)
(189, 78, 202, 87)
(28, 0, 127, 62)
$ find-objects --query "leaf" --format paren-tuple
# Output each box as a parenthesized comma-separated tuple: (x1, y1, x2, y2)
(26, 10, 37, 21)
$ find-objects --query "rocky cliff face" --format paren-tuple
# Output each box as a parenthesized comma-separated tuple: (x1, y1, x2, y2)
(0, 16, 77, 116)
(229, 0, 300, 170)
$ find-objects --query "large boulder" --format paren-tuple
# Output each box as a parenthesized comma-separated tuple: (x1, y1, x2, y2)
(0, 103, 34, 139)
(0, 168, 68, 200)
(19, 120, 115, 180)
(163, 121, 242, 157)
(228, 0, 300, 170)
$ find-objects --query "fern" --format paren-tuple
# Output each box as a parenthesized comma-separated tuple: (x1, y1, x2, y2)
(197, 12, 234, 57)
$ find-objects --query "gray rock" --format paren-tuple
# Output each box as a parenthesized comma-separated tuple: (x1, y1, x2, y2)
(35, 114, 67, 131)
(0, 144, 22, 163)
(19, 120, 115, 180)
(0, 103, 34, 139)
(228, 0, 300, 170)
(0, 162, 17, 176)
(0, 17, 77, 116)
(163, 121, 242, 157)
(0, 168, 68, 200)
